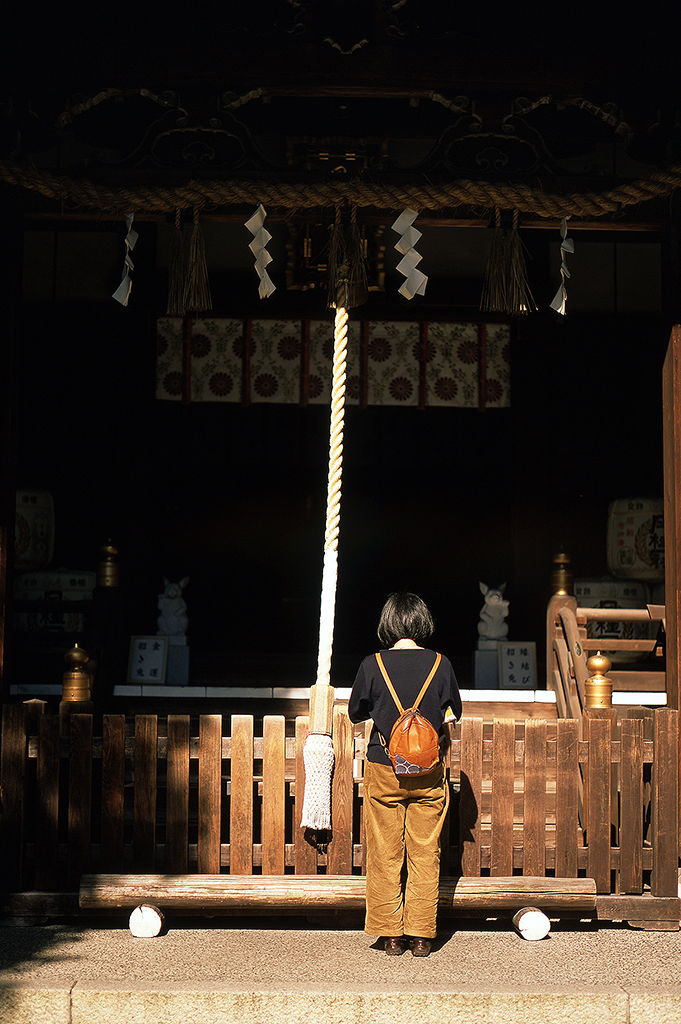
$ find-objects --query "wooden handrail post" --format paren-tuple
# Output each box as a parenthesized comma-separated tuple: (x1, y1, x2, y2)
(652, 708, 680, 898)
(662, 325, 681, 853)
(546, 592, 575, 692)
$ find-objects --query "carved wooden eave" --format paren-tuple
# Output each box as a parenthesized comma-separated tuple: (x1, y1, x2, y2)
(3, 1, 681, 230)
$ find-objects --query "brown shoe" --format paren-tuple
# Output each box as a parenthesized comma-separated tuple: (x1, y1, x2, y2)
(410, 937, 432, 957)
(384, 936, 405, 956)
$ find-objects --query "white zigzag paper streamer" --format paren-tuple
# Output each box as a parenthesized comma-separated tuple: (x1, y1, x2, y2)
(245, 204, 276, 298)
(112, 213, 138, 306)
(550, 216, 574, 316)
(391, 208, 427, 299)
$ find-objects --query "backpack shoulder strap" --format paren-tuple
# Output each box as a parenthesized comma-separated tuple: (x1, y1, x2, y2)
(375, 650, 442, 713)
(412, 652, 442, 709)
(375, 652, 404, 714)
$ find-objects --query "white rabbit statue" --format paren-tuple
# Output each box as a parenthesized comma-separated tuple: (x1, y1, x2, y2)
(477, 581, 509, 641)
(157, 577, 189, 637)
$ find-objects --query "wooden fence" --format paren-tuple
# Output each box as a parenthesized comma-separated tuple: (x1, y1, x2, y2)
(1, 702, 678, 927)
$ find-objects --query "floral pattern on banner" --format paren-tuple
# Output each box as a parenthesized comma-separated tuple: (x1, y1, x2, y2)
(426, 323, 479, 408)
(156, 317, 244, 402)
(249, 320, 300, 403)
(367, 321, 420, 406)
(485, 323, 511, 408)
(156, 318, 183, 401)
(156, 319, 510, 407)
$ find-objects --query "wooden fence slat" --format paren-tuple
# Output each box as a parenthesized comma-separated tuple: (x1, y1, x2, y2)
(34, 713, 61, 890)
(166, 715, 190, 873)
(0, 704, 27, 889)
(101, 714, 125, 872)
(627, 708, 654, 845)
(619, 717, 643, 894)
(229, 715, 253, 875)
(198, 715, 222, 874)
(586, 707, 619, 841)
(490, 718, 515, 876)
(328, 705, 354, 875)
(133, 715, 157, 871)
(459, 717, 483, 876)
(523, 719, 546, 876)
(554, 718, 579, 877)
(652, 708, 679, 897)
(262, 715, 285, 875)
(294, 717, 318, 874)
(67, 714, 93, 890)
(586, 716, 611, 893)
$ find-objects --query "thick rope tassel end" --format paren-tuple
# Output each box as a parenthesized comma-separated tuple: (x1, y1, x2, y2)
(302, 676, 335, 830)
(301, 732, 335, 831)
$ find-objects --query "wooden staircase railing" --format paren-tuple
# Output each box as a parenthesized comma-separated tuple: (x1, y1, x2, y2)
(547, 594, 666, 726)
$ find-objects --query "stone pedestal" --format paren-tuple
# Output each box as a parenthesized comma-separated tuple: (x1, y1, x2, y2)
(474, 641, 499, 688)
(167, 636, 190, 686)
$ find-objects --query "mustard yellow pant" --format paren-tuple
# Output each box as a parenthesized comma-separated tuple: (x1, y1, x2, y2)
(363, 760, 449, 939)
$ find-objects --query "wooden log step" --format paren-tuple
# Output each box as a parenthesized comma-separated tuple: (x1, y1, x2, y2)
(80, 874, 597, 914)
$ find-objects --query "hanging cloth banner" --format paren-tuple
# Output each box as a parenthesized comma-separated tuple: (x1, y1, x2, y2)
(391, 208, 427, 299)
(245, 203, 276, 298)
(112, 213, 138, 306)
(550, 216, 574, 316)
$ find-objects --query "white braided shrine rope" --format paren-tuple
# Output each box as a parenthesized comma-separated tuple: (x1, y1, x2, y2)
(301, 302, 347, 831)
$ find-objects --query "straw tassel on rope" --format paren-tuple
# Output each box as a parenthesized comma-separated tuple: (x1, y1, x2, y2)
(183, 206, 212, 313)
(505, 210, 537, 315)
(480, 208, 505, 313)
(166, 208, 185, 316)
(480, 208, 536, 315)
(327, 205, 368, 309)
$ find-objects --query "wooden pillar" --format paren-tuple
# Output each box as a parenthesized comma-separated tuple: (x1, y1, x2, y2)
(0, 205, 23, 702)
(662, 323, 681, 849)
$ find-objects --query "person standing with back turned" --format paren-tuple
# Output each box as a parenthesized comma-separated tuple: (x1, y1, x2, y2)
(348, 592, 462, 957)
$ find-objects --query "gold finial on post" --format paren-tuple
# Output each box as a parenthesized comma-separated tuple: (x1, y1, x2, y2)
(62, 643, 92, 703)
(97, 540, 119, 587)
(551, 550, 573, 595)
(584, 651, 613, 708)
(60, 643, 94, 733)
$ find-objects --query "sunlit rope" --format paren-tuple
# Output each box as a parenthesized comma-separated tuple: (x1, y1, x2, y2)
(301, 294, 348, 831)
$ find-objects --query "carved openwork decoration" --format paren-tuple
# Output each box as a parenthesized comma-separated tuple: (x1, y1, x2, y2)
(3, 86, 653, 182)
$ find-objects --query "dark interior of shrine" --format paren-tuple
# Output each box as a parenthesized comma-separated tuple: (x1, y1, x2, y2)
(11, 231, 668, 690)
(3, 2, 679, 694)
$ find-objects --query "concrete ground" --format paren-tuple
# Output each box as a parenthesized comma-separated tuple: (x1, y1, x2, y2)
(1, 914, 680, 1024)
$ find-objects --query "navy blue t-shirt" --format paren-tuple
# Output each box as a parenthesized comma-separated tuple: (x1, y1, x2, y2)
(348, 648, 462, 765)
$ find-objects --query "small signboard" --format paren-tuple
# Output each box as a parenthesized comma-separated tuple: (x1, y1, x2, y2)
(127, 636, 169, 684)
(497, 642, 537, 690)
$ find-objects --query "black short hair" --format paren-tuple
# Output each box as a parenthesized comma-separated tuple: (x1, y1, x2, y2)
(377, 592, 435, 647)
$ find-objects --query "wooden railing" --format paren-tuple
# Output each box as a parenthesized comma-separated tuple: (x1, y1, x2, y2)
(0, 702, 678, 928)
(547, 594, 666, 725)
